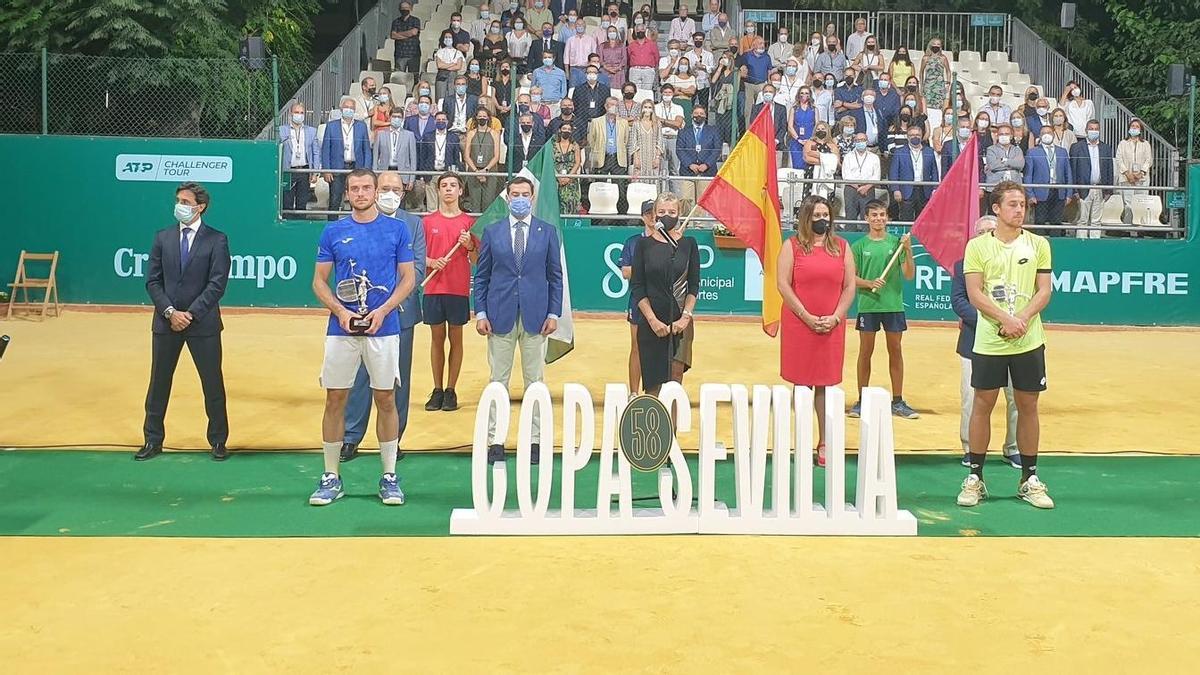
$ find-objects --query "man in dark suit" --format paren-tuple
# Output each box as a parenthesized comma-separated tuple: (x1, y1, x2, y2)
(340, 171, 427, 462)
(440, 76, 480, 135)
(951, 216, 1020, 469)
(511, 111, 546, 171)
(320, 97, 372, 220)
(419, 112, 463, 207)
(474, 177, 564, 465)
(534, 22, 566, 71)
(749, 84, 787, 161)
(571, 64, 610, 126)
(888, 125, 939, 221)
(139, 182, 232, 461)
(1068, 119, 1115, 239)
(1024, 131, 1074, 235)
(677, 105, 722, 204)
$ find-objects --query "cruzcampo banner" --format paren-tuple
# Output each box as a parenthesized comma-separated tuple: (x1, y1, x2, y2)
(1, 134, 1197, 326)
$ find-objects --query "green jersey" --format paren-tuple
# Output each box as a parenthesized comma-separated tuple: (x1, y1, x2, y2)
(963, 229, 1052, 356)
(852, 233, 907, 313)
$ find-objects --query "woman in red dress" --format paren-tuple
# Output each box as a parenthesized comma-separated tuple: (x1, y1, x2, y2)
(776, 195, 857, 466)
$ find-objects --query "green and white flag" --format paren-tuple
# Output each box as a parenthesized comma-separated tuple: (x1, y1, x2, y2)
(472, 145, 574, 364)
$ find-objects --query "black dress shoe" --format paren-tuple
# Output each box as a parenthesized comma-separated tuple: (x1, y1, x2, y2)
(441, 388, 459, 411)
(339, 442, 359, 462)
(487, 444, 505, 465)
(425, 388, 445, 411)
(211, 444, 229, 461)
(530, 442, 540, 465)
(134, 444, 162, 461)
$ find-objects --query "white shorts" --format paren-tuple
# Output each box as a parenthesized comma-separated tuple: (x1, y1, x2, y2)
(320, 335, 400, 390)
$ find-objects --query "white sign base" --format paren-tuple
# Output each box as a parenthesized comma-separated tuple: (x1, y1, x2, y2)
(449, 382, 917, 536)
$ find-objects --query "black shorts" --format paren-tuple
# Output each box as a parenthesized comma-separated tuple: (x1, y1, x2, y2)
(422, 294, 470, 326)
(971, 345, 1047, 392)
(856, 311, 907, 333)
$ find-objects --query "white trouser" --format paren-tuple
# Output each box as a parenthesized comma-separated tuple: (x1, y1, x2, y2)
(1118, 174, 1150, 224)
(486, 321, 547, 443)
(1076, 187, 1104, 239)
(628, 66, 656, 91)
(960, 356, 1018, 455)
(661, 135, 679, 193)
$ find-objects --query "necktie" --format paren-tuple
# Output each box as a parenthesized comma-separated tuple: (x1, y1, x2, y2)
(180, 227, 192, 272)
(514, 222, 526, 275)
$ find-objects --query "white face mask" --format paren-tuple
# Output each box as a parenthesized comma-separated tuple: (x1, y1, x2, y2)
(376, 190, 402, 214)
(863, 95, 875, 105)
(998, 134, 1012, 145)
(1041, 134, 1055, 145)
(174, 203, 196, 223)
(976, 119, 989, 130)
(1073, 88, 1082, 97)
(1036, 107, 1048, 116)
(989, 95, 1000, 105)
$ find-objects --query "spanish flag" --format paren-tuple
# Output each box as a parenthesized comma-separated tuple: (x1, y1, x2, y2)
(697, 107, 784, 336)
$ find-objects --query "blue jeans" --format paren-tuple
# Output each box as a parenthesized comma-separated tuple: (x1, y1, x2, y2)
(343, 326, 415, 445)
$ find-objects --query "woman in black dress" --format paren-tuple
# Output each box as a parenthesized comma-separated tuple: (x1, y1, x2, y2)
(630, 193, 700, 395)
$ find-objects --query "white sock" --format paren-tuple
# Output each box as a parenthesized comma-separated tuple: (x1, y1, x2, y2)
(380, 439, 399, 476)
(322, 442, 341, 475)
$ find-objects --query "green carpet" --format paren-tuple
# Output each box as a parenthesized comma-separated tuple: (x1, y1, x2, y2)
(0, 450, 1196, 537)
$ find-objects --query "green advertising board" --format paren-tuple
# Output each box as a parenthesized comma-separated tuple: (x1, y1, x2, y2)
(2, 134, 1198, 326)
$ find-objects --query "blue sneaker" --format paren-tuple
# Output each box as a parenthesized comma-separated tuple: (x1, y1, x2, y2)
(379, 473, 405, 505)
(1000, 453, 1022, 469)
(847, 402, 861, 418)
(308, 472, 343, 506)
(891, 399, 920, 419)
(961, 452, 971, 467)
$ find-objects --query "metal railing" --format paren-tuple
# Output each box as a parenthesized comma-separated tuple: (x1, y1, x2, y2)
(259, 1, 398, 139)
(1009, 17, 1179, 192)
(279, 167, 1183, 237)
(739, 9, 1010, 57)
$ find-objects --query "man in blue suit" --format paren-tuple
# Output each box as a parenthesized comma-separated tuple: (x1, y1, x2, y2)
(888, 125, 938, 221)
(677, 105, 722, 204)
(279, 101, 319, 212)
(1024, 130, 1074, 236)
(749, 84, 787, 159)
(440, 76, 480, 134)
(951, 215, 1020, 469)
(852, 87, 888, 150)
(418, 111, 463, 208)
(1068, 119, 1115, 239)
(404, 96, 437, 210)
(339, 171, 427, 463)
(320, 97, 372, 220)
(474, 177, 564, 465)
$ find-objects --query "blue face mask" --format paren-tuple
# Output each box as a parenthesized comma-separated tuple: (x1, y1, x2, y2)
(291, 112, 305, 124)
(854, 141, 867, 152)
(1087, 130, 1100, 142)
(174, 203, 195, 223)
(469, 63, 480, 73)
(390, 118, 403, 128)
(509, 195, 533, 218)
(785, 66, 797, 76)
(456, 84, 467, 95)
(418, 102, 431, 115)
(340, 107, 355, 119)
(543, 57, 554, 67)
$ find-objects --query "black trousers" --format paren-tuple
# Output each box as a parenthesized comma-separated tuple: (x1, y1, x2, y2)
(597, 152, 628, 215)
(897, 191, 928, 222)
(282, 169, 311, 211)
(394, 51, 421, 73)
(326, 162, 355, 220)
(143, 331, 229, 447)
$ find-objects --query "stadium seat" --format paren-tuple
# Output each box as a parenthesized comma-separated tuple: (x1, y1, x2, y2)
(357, 70, 386, 88)
(588, 182, 620, 214)
(389, 70, 416, 87)
(958, 50, 982, 68)
(626, 182, 659, 214)
(313, 174, 330, 210)
(1100, 195, 1125, 224)
(632, 90, 654, 105)
(777, 168, 806, 212)
(375, 47, 395, 68)
(985, 51, 1009, 66)
(1131, 195, 1164, 227)
(460, 7, 478, 22)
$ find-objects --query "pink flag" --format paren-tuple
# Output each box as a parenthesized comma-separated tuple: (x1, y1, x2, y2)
(912, 133, 979, 273)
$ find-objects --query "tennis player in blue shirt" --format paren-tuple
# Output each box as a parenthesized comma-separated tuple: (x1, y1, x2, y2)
(310, 168, 416, 506)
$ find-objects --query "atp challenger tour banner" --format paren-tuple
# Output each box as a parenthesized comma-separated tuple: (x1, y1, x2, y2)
(1, 134, 1198, 325)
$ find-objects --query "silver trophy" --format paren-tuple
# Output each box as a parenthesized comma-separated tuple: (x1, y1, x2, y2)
(334, 259, 389, 334)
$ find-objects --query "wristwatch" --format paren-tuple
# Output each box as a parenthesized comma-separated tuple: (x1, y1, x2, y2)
(164, 306, 176, 319)
(682, 309, 693, 317)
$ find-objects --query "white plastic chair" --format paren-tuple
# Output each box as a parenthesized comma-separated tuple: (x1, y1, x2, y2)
(1131, 195, 1164, 227)
(985, 51, 1009, 66)
(588, 182, 620, 214)
(1100, 195, 1125, 224)
(958, 50, 982, 68)
(626, 182, 659, 214)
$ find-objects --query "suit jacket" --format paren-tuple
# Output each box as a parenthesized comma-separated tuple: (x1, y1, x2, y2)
(983, 143, 1026, 186)
(474, 216, 564, 335)
(372, 127, 418, 181)
(417, 131, 463, 172)
(749, 101, 788, 150)
(950, 260, 976, 360)
(888, 145, 938, 200)
(511, 128, 547, 170)
(1023, 144, 1073, 201)
(319, 119, 372, 169)
(1069, 139, 1115, 198)
(404, 114, 436, 141)
(389, 210, 426, 330)
(676, 124, 722, 176)
(586, 116, 629, 168)
(278, 124, 319, 170)
(533, 37, 566, 71)
(441, 94, 480, 130)
(145, 222, 231, 337)
(852, 106, 889, 147)
(572, 82, 610, 122)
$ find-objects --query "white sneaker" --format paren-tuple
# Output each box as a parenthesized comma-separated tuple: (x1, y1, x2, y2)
(956, 474, 987, 507)
(1018, 475, 1055, 509)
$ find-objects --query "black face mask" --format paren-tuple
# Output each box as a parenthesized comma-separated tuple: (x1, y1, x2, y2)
(813, 80, 823, 89)
(930, 45, 941, 53)
(623, 91, 636, 100)
(559, 130, 572, 138)
(693, 117, 706, 125)
(400, 10, 410, 18)
(657, 215, 680, 231)
(561, 109, 574, 117)
(520, 124, 532, 133)
(906, 84, 917, 92)
(635, 30, 645, 39)
(475, 118, 488, 126)
(811, 218, 830, 235)
(501, 69, 511, 75)
(367, 88, 377, 95)
(826, 44, 836, 52)
(1027, 92, 1037, 101)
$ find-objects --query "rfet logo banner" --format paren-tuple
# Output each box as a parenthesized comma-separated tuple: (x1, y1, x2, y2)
(115, 154, 234, 183)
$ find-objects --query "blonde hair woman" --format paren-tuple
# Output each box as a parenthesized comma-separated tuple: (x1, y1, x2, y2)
(629, 100, 664, 187)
